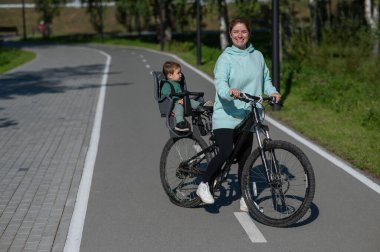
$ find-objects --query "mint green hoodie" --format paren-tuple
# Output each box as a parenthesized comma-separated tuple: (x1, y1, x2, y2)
(212, 43, 278, 129)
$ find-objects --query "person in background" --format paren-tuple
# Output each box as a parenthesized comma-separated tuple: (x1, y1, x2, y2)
(196, 17, 281, 211)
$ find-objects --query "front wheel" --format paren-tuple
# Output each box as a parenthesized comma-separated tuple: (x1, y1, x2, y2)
(160, 134, 211, 208)
(241, 140, 315, 227)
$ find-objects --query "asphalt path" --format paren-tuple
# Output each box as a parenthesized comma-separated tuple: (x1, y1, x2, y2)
(65, 44, 380, 252)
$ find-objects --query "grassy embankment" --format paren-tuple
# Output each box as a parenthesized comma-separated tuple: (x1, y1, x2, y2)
(0, 47, 35, 73)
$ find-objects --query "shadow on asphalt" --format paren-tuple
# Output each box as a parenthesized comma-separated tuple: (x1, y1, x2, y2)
(199, 174, 319, 228)
(203, 174, 241, 214)
(0, 65, 124, 100)
(0, 61, 133, 129)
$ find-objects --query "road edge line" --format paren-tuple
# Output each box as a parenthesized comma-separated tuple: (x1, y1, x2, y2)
(63, 47, 111, 252)
(234, 212, 267, 243)
(265, 116, 380, 194)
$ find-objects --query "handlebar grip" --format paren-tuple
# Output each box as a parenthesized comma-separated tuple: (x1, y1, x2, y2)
(238, 93, 276, 104)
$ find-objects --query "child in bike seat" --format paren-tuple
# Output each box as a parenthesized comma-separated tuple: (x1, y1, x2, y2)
(161, 61, 213, 132)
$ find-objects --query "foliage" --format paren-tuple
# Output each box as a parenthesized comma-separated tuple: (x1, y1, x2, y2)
(115, 0, 151, 34)
(81, 0, 111, 34)
(276, 55, 380, 177)
(0, 47, 35, 74)
(171, 0, 193, 31)
(34, 0, 67, 38)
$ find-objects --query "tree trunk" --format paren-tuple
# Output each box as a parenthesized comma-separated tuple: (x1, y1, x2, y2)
(364, 0, 379, 56)
(164, 1, 172, 41)
(154, 0, 164, 50)
(217, 0, 229, 50)
(309, 0, 318, 43)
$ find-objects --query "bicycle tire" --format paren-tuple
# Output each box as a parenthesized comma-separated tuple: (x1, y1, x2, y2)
(241, 140, 315, 227)
(160, 134, 211, 208)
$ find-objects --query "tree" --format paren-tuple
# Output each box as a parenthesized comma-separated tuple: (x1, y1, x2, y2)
(217, 0, 229, 50)
(151, 0, 194, 42)
(163, 0, 173, 41)
(235, 0, 260, 25)
(364, 0, 379, 55)
(153, 0, 164, 50)
(309, 0, 331, 44)
(171, 0, 190, 32)
(81, 0, 109, 37)
(34, 0, 66, 38)
(151, 0, 174, 42)
(115, 0, 151, 35)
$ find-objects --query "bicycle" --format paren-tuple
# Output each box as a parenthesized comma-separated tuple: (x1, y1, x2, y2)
(154, 72, 315, 227)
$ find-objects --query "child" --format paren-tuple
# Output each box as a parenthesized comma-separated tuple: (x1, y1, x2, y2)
(161, 61, 211, 132)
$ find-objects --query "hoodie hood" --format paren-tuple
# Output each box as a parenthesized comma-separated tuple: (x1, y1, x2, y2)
(225, 43, 255, 55)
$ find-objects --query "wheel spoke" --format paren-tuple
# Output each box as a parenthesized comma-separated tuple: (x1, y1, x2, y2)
(242, 140, 315, 227)
(160, 136, 211, 208)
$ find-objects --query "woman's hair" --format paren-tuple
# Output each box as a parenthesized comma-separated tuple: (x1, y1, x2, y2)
(229, 17, 251, 34)
(163, 61, 181, 77)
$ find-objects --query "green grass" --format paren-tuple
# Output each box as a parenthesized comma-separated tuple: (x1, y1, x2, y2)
(0, 47, 36, 73)
(270, 86, 380, 178)
(273, 54, 380, 179)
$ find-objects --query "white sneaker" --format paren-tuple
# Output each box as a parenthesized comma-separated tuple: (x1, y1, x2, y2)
(196, 182, 214, 204)
(240, 197, 248, 212)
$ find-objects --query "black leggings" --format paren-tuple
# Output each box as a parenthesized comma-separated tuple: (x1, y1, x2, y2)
(202, 128, 253, 195)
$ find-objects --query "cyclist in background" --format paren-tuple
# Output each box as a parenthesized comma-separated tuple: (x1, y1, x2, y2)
(196, 17, 281, 211)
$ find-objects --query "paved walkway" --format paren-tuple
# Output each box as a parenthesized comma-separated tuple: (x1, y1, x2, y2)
(0, 44, 106, 251)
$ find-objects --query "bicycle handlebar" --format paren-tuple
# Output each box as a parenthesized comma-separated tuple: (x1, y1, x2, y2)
(238, 93, 275, 104)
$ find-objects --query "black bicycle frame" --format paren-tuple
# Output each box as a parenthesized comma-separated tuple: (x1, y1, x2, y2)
(178, 98, 281, 189)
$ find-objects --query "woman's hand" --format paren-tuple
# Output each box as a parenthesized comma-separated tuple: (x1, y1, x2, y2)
(271, 93, 282, 103)
(229, 88, 241, 99)
(178, 98, 184, 105)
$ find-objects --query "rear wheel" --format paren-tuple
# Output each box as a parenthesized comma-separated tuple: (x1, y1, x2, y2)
(160, 134, 211, 208)
(241, 140, 315, 227)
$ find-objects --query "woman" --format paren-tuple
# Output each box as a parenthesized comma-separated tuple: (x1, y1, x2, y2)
(196, 17, 281, 211)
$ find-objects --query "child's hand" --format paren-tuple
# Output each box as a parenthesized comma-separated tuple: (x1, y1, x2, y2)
(178, 99, 184, 105)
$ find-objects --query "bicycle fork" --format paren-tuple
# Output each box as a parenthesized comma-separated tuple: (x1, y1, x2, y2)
(254, 125, 286, 201)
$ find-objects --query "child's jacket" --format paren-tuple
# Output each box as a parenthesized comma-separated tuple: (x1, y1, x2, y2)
(161, 80, 182, 103)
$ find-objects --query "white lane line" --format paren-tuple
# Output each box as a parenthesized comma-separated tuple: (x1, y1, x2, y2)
(266, 117, 380, 194)
(146, 64, 150, 68)
(234, 212, 267, 243)
(64, 47, 111, 252)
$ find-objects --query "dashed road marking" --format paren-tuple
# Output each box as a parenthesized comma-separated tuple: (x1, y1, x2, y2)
(234, 212, 267, 243)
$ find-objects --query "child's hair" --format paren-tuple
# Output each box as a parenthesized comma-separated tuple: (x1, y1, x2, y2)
(163, 61, 181, 77)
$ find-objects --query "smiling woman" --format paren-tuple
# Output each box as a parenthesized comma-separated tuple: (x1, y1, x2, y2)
(0, 46, 35, 73)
